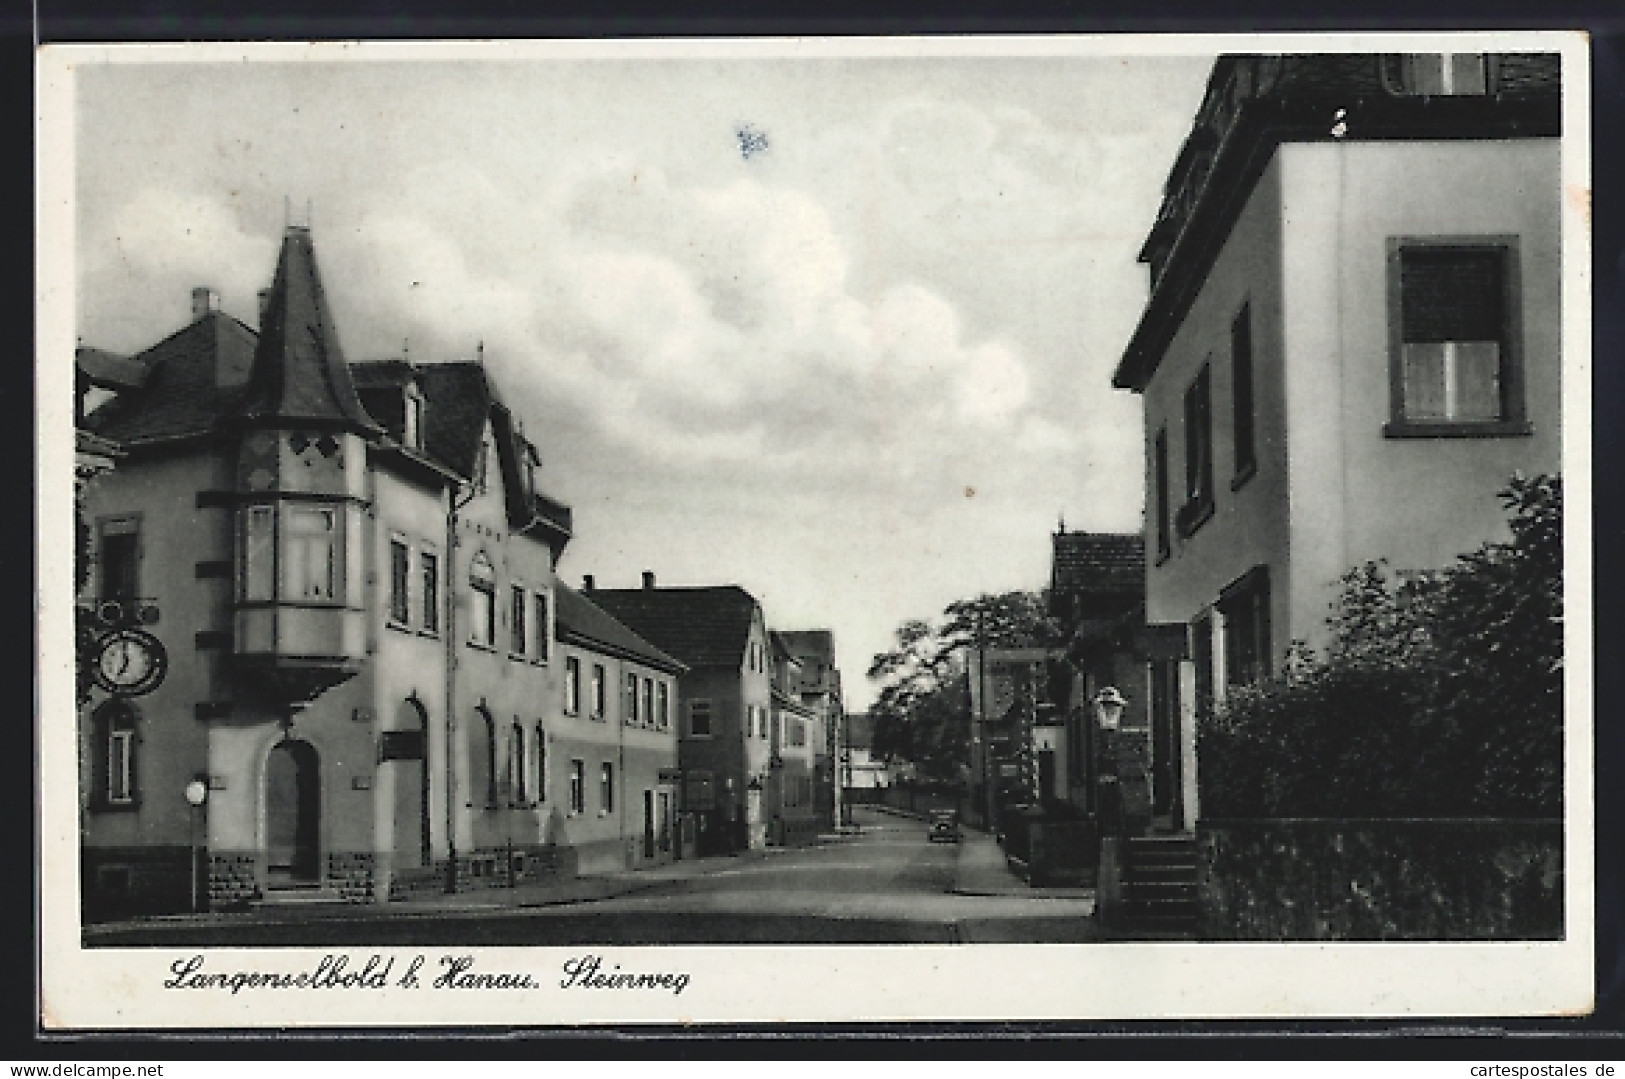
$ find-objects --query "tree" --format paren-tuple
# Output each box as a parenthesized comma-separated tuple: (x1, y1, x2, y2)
(1199, 474, 1562, 818)
(867, 591, 1060, 782)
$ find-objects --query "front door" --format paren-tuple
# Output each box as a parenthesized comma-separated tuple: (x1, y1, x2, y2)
(266, 739, 320, 886)
(1037, 748, 1057, 804)
(642, 789, 656, 859)
(1151, 661, 1183, 825)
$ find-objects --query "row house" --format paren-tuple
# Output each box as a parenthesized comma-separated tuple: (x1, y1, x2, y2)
(74, 226, 679, 916)
(552, 586, 686, 873)
(774, 629, 844, 831)
(766, 633, 821, 846)
(1112, 52, 1563, 829)
(585, 577, 774, 855)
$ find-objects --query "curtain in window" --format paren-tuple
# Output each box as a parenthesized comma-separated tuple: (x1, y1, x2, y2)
(1402, 342, 1449, 419)
(1454, 341, 1503, 420)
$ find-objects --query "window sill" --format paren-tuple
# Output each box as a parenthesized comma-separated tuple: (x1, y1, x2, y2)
(385, 618, 413, 634)
(1230, 460, 1257, 492)
(1383, 419, 1533, 439)
(466, 640, 498, 654)
(90, 799, 140, 813)
(508, 651, 528, 662)
(1175, 497, 1215, 539)
(418, 628, 440, 640)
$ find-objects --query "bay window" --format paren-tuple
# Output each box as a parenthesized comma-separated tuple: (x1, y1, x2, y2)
(239, 502, 350, 605)
(284, 506, 337, 600)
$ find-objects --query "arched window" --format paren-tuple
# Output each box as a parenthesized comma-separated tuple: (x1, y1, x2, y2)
(509, 721, 526, 805)
(534, 722, 546, 804)
(468, 552, 495, 647)
(470, 706, 497, 809)
(90, 701, 139, 810)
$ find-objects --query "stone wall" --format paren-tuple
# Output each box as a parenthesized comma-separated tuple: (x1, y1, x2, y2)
(1197, 818, 1562, 940)
(326, 851, 375, 903)
(207, 851, 260, 909)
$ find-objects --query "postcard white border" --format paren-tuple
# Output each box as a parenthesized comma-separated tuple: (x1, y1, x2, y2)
(36, 30, 1595, 1029)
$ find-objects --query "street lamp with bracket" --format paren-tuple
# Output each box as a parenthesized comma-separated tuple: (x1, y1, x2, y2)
(184, 774, 209, 913)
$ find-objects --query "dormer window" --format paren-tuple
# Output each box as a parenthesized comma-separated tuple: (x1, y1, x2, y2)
(402, 386, 424, 451)
(1383, 54, 1491, 97)
(473, 439, 490, 493)
(523, 442, 540, 498)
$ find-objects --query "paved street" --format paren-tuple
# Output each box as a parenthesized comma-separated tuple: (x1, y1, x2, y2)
(85, 808, 1102, 947)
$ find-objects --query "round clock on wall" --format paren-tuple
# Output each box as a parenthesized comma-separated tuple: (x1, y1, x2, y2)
(91, 628, 168, 697)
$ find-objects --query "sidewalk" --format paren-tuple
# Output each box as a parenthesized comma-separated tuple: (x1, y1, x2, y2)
(863, 802, 1094, 901)
(85, 835, 867, 936)
(950, 827, 1095, 900)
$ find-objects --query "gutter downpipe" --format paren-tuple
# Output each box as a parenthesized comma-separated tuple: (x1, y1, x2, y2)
(444, 477, 476, 893)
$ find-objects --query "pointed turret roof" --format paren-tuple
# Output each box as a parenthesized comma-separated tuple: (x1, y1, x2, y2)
(234, 226, 379, 434)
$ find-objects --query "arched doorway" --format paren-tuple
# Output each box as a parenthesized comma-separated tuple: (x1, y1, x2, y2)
(265, 739, 320, 886)
(392, 699, 431, 868)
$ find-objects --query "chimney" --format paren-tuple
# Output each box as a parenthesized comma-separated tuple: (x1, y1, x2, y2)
(642, 571, 656, 590)
(257, 289, 273, 327)
(582, 574, 595, 592)
(192, 287, 220, 320)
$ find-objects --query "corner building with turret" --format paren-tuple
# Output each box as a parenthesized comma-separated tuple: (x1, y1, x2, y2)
(76, 227, 680, 916)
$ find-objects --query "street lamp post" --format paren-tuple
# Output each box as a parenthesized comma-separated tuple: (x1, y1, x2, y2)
(1092, 686, 1126, 836)
(183, 775, 209, 913)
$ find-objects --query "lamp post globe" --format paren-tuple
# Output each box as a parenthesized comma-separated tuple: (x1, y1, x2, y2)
(1092, 686, 1126, 731)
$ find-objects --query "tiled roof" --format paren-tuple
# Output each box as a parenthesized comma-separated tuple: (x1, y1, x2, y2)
(349, 359, 415, 389)
(776, 629, 834, 664)
(233, 227, 379, 435)
(415, 362, 490, 480)
(554, 586, 685, 674)
(585, 586, 760, 670)
(76, 347, 150, 391)
(1051, 531, 1145, 596)
(82, 314, 258, 445)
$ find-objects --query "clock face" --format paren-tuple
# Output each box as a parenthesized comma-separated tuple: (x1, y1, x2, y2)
(92, 629, 167, 696)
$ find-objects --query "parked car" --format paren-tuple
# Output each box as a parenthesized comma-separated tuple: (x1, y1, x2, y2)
(927, 809, 960, 843)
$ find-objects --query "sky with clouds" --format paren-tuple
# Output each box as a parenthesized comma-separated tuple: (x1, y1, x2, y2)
(72, 45, 1215, 708)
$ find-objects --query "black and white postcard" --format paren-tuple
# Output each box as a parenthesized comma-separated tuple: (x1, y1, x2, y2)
(36, 31, 1595, 1028)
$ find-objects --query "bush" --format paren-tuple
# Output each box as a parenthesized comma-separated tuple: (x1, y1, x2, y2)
(1199, 475, 1562, 819)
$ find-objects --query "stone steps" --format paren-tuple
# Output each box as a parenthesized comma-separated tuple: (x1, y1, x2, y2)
(1117, 834, 1199, 934)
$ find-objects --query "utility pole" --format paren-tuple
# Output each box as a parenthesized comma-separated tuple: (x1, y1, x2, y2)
(977, 611, 993, 833)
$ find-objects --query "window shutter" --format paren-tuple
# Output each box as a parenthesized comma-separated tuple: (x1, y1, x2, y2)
(1401, 249, 1503, 343)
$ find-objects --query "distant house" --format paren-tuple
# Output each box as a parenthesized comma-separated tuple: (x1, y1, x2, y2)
(767, 633, 821, 845)
(584, 576, 774, 854)
(839, 712, 894, 791)
(1112, 52, 1562, 828)
(774, 629, 845, 830)
(552, 586, 686, 873)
